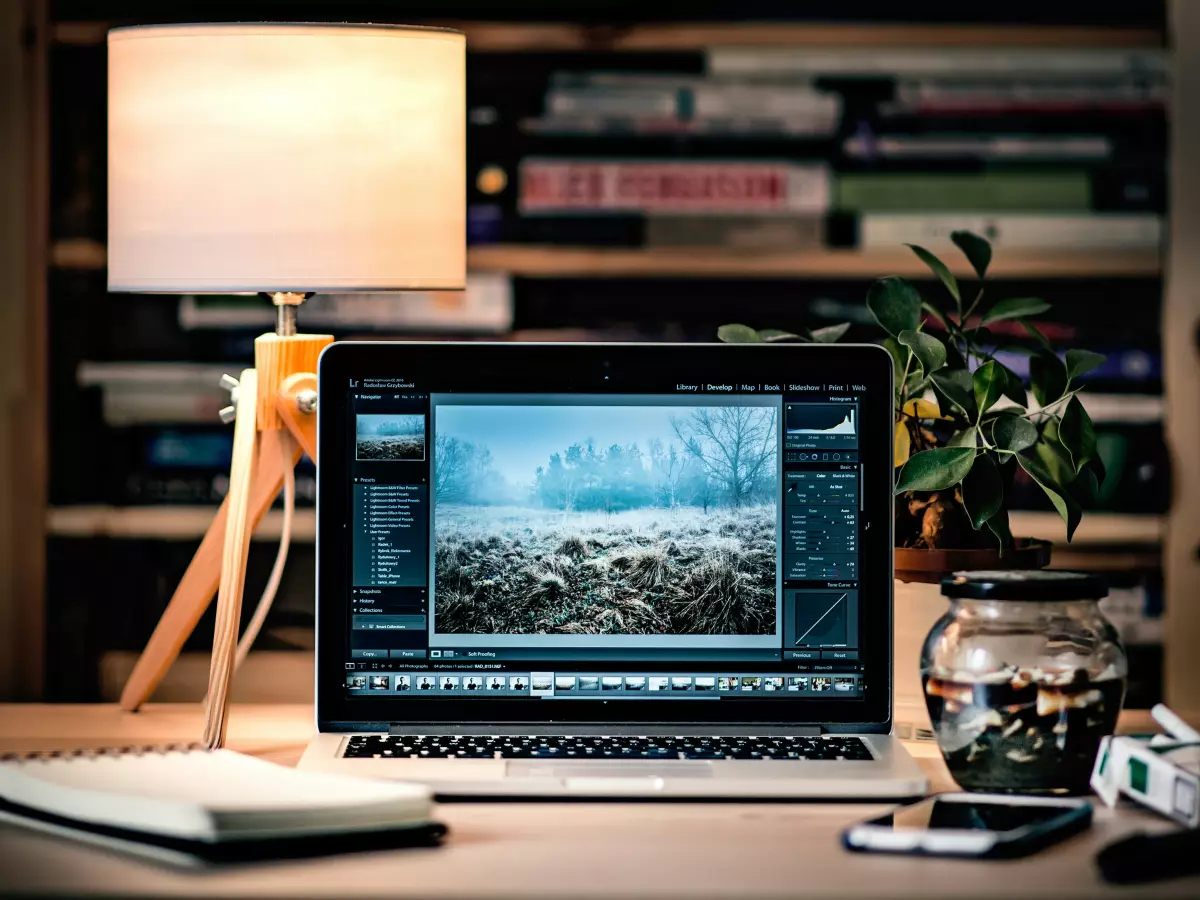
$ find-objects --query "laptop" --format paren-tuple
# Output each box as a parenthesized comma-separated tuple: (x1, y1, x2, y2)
(298, 342, 928, 798)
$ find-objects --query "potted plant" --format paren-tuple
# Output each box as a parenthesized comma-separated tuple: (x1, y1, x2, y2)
(718, 231, 1107, 732)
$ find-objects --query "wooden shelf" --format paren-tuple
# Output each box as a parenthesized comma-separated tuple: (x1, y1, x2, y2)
(46, 505, 1160, 547)
(54, 240, 1161, 279)
(52, 21, 1163, 50)
(51, 238, 106, 270)
(1010, 511, 1164, 546)
(47, 506, 317, 542)
(467, 245, 1162, 279)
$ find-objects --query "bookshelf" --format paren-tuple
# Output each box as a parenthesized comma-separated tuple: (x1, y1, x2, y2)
(45, 505, 1163, 548)
(22, 7, 1177, 707)
(54, 239, 1163, 279)
(51, 21, 1165, 50)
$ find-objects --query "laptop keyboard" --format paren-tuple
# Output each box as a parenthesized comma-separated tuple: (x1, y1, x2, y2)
(343, 734, 873, 761)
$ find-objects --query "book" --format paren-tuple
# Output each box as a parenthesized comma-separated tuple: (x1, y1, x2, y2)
(522, 113, 839, 139)
(519, 158, 831, 215)
(0, 746, 432, 842)
(836, 172, 1092, 212)
(707, 47, 1168, 78)
(843, 134, 1113, 162)
(77, 362, 236, 425)
(859, 213, 1162, 250)
(0, 746, 441, 865)
(177, 274, 514, 333)
(886, 77, 1167, 115)
(646, 214, 824, 249)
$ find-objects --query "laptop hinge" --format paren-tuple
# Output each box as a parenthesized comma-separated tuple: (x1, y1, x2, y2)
(387, 723, 827, 736)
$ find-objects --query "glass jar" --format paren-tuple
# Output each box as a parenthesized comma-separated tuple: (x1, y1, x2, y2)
(922, 571, 1127, 795)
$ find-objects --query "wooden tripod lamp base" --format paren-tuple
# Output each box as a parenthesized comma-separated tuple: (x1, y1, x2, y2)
(119, 325, 332, 749)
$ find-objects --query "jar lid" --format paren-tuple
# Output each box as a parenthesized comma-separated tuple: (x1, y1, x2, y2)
(940, 570, 1108, 601)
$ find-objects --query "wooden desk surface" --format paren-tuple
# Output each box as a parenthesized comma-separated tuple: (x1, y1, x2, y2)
(0, 704, 1194, 898)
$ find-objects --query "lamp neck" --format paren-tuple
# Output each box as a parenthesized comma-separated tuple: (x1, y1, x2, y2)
(263, 291, 312, 337)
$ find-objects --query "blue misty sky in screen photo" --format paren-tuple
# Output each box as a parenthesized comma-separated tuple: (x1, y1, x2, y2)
(437, 404, 714, 486)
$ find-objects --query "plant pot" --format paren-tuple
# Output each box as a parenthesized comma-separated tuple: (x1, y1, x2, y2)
(892, 540, 1053, 738)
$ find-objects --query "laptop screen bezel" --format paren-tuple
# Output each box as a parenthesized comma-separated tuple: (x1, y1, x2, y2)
(316, 342, 894, 730)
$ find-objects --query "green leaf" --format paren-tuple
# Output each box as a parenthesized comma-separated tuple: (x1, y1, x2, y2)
(1021, 319, 1054, 352)
(906, 244, 960, 305)
(809, 323, 851, 343)
(980, 297, 1052, 326)
(984, 507, 1014, 553)
(1065, 349, 1106, 382)
(758, 328, 806, 343)
(947, 428, 978, 448)
(1030, 353, 1069, 407)
(943, 337, 968, 370)
(972, 360, 1006, 418)
(961, 453, 1003, 530)
(989, 415, 1037, 453)
(999, 362, 1027, 407)
(718, 324, 763, 343)
(1074, 466, 1100, 506)
(898, 329, 947, 376)
(867, 277, 922, 337)
(1018, 451, 1082, 542)
(894, 447, 976, 494)
(1087, 453, 1108, 489)
(951, 230, 992, 279)
(931, 369, 976, 418)
(1059, 396, 1097, 474)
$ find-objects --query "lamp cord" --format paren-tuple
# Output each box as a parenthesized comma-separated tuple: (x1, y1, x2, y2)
(233, 433, 296, 673)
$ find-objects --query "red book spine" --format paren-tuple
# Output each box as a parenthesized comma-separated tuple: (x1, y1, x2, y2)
(520, 161, 820, 214)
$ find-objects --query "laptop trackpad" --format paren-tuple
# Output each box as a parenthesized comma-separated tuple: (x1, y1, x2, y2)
(506, 761, 713, 780)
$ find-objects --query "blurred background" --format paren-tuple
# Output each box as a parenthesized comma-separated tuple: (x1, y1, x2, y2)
(1, 1, 1196, 710)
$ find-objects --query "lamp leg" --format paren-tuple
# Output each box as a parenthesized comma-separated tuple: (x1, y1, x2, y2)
(202, 368, 259, 749)
(117, 425, 301, 712)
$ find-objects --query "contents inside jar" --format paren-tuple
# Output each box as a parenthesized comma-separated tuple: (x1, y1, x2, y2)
(923, 665, 1125, 795)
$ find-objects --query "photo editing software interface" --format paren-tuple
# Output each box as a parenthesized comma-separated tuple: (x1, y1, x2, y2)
(344, 379, 867, 701)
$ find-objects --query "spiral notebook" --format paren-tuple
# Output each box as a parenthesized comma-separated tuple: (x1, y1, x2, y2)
(0, 745, 443, 864)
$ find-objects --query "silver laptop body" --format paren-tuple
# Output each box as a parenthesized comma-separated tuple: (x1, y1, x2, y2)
(298, 342, 928, 798)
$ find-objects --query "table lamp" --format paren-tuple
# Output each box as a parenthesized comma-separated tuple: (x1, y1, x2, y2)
(107, 23, 465, 747)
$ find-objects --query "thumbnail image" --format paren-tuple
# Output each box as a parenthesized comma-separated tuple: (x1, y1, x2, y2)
(717, 676, 737, 691)
(531, 674, 553, 692)
(625, 676, 647, 691)
(649, 676, 669, 692)
(417, 675, 436, 691)
(602, 676, 623, 691)
(440, 676, 459, 691)
(509, 676, 529, 691)
(487, 676, 507, 691)
(694, 676, 716, 691)
(356, 413, 426, 461)
(671, 677, 693, 691)
(346, 675, 367, 690)
(834, 677, 856, 692)
(395, 675, 412, 691)
(369, 675, 390, 690)
(433, 402, 778, 636)
(741, 676, 761, 692)
(578, 676, 600, 691)
(555, 675, 577, 691)
(464, 675, 484, 691)
(812, 677, 832, 692)
(788, 677, 809, 692)
(764, 677, 784, 692)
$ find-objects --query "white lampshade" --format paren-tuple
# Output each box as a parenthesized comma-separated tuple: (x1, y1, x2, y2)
(108, 23, 465, 292)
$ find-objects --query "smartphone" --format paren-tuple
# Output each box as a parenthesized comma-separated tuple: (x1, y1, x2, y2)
(843, 793, 1092, 859)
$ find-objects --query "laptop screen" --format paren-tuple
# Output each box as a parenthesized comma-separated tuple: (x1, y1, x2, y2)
(319, 343, 892, 724)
